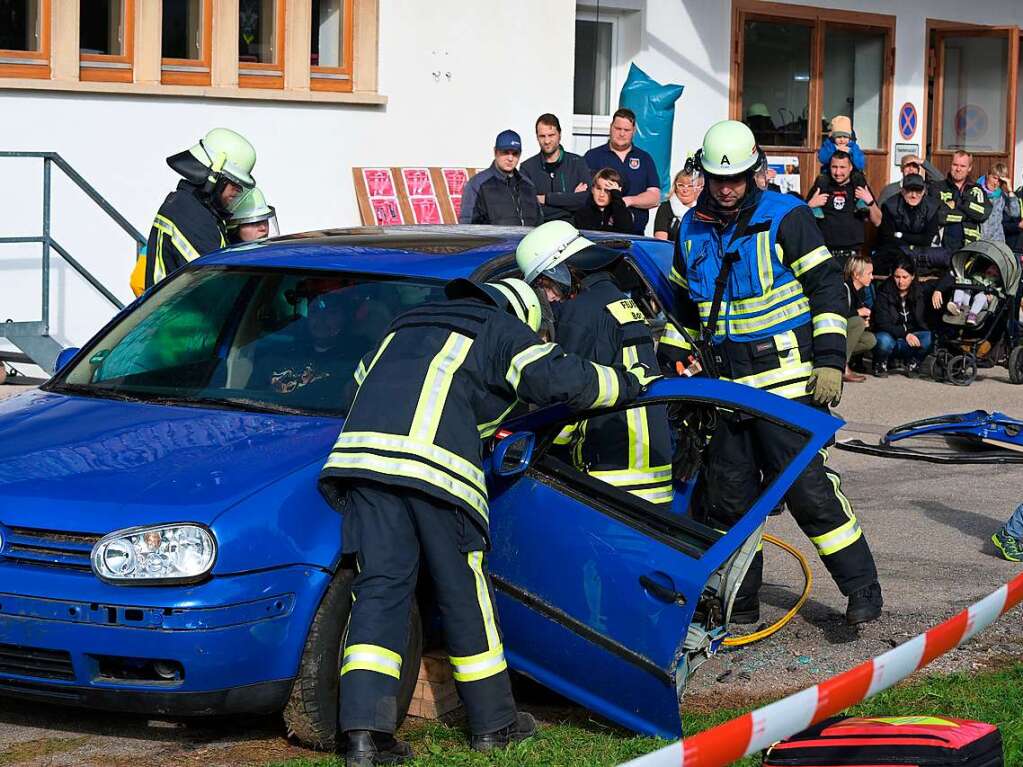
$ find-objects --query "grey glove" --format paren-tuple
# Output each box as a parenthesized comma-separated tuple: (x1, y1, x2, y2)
(806, 366, 842, 407)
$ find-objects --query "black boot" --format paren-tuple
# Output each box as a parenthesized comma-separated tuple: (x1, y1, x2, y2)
(470, 712, 537, 752)
(872, 360, 888, 378)
(730, 603, 761, 625)
(344, 730, 413, 766)
(846, 582, 883, 625)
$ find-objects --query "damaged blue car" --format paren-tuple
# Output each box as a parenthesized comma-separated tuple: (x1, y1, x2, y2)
(0, 226, 838, 746)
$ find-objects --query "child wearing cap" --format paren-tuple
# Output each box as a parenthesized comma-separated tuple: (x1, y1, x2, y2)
(813, 116, 869, 217)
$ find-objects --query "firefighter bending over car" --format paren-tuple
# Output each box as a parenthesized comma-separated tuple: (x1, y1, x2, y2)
(516, 221, 674, 506)
(318, 277, 658, 766)
(667, 120, 883, 626)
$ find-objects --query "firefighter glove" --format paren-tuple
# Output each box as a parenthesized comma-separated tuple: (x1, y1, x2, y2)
(807, 366, 842, 407)
(627, 363, 663, 393)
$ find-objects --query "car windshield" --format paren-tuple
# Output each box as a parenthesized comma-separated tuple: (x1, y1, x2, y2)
(51, 267, 444, 416)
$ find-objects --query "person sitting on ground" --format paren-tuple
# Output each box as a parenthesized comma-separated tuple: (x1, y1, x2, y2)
(872, 256, 933, 378)
(875, 173, 945, 274)
(805, 150, 881, 262)
(574, 168, 634, 233)
(993, 502, 1023, 562)
(653, 165, 702, 242)
(843, 255, 875, 383)
(977, 163, 1020, 244)
(226, 187, 278, 243)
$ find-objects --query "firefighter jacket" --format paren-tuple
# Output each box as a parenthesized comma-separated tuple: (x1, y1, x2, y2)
(669, 188, 848, 398)
(552, 272, 673, 505)
(145, 180, 227, 289)
(319, 294, 644, 532)
(929, 175, 990, 252)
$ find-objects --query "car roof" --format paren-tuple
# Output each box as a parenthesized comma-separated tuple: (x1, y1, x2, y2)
(198, 225, 651, 281)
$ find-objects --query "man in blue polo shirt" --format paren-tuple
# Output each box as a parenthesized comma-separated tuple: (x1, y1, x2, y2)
(583, 108, 661, 235)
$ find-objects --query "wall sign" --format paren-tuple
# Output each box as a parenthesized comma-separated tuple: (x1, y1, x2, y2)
(899, 102, 918, 141)
(894, 143, 921, 167)
(353, 167, 480, 226)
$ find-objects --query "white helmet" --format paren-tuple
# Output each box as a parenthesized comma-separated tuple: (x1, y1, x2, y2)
(188, 127, 257, 188)
(698, 120, 760, 177)
(515, 220, 596, 287)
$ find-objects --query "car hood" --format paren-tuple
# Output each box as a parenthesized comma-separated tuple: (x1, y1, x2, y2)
(0, 390, 342, 534)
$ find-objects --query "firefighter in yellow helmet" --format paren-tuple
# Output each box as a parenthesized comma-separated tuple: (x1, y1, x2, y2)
(143, 128, 257, 290)
(226, 187, 278, 243)
(670, 120, 883, 626)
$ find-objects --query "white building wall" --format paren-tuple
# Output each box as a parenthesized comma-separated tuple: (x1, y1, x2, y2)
(0, 0, 576, 350)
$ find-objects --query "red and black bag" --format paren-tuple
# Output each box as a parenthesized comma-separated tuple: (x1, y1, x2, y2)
(763, 716, 1003, 766)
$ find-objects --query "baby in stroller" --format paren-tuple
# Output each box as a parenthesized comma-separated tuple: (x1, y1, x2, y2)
(945, 258, 1002, 326)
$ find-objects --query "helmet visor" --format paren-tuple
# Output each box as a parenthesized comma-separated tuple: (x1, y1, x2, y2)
(229, 211, 279, 242)
(541, 262, 572, 288)
(566, 243, 623, 274)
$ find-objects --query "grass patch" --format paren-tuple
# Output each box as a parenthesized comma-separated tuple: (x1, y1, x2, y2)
(269, 664, 1023, 767)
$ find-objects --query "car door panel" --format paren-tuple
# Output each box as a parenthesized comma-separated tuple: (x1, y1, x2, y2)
(487, 377, 840, 739)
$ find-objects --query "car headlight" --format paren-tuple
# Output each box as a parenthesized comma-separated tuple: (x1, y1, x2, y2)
(91, 524, 217, 584)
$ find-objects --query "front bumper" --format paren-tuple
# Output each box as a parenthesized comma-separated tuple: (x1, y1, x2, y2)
(0, 562, 332, 716)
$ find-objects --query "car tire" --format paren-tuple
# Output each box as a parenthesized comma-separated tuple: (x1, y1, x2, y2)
(283, 568, 424, 751)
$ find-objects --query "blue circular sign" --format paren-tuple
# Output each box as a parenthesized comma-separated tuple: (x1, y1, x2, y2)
(899, 103, 917, 140)
(955, 105, 988, 140)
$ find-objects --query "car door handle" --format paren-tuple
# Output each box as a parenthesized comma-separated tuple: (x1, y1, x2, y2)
(639, 574, 687, 605)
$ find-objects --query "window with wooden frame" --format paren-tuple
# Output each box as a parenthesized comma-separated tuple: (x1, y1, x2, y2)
(239, 0, 285, 89)
(80, 0, 134, 83)
(310, 0, 353, 92)
(0, 0, 52, 79)
(161, 0, 212, 86)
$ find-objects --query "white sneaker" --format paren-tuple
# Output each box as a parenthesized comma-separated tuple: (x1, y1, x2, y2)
(946, 301, 961, 316)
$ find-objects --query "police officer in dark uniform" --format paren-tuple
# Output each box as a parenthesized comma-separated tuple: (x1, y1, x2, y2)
(318, 277, 656, 766)
(517, 221, 674, 506)
(145, 128, 257, 289)
(671, 120, 883, 626)
(929, 150, 991, 253)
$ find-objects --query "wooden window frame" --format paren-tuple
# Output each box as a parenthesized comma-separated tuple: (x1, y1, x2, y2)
(0, 0, 52, 79)
(80, 0, 135, 83)
(161, 0, 214, 86)
(310, 0, 353, 93)
(239, 0, 286, 90)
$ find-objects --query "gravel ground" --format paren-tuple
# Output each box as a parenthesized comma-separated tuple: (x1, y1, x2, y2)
(1, 369, 1022, 765)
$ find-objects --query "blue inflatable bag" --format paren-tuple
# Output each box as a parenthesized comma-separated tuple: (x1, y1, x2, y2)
(619, 64, 683, 197)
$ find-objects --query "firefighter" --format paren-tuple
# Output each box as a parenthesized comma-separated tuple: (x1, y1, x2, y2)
(929, 150, 991, 254)
(143, 128, 257, 290)
(516, 221, 674, 506)
(226, 187, 279, 243)
(318, 277, 657, 766)
(671, 120, 882, 626)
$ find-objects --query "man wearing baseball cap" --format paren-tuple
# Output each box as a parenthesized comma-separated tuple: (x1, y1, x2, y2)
(878, 154, 943, 205)
(468, 129, 542, 226)
(458, 130, 540, 226)
(876, 172, 944, 274)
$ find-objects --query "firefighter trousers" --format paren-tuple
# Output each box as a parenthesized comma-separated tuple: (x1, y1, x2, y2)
(700, 401, 878, 607)
(338, 482, 517, 736)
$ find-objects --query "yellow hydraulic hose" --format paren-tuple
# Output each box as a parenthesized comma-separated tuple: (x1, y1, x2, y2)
(722, 533, 813, 647)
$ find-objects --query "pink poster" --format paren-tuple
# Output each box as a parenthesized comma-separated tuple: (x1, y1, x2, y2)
(371, 198, 403, 226)
(451, 196, 463, 219)
(442, 168, 469, 197)
(410, 196, 442, 225)
(402, 168, 435, 197)
(362, 168, 404, 226)
(363, 168, 395, 197)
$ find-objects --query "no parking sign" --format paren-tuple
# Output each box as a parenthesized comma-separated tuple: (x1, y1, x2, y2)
(899, 102, 917, 140)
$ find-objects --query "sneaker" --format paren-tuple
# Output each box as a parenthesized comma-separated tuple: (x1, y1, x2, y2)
(904, 360, 920, 378)
(966, 312, 979, 326)
(992, 528, 1023, 562)
(946, 301, 961, 316)
(872, 360, 888, 378)
(470, 712, 537, 752)
(846, 582, 883, 625)
(344, 731, 413, 766)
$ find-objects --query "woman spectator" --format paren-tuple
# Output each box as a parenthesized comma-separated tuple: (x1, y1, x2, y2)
(574, 167, 634, 233)
(843, 255, 875, 383)
(1003, 182, 1023, 257)
(653, 168, 702, 241)
(977, 163, 1020, 244)
(872, 256, 933, 378)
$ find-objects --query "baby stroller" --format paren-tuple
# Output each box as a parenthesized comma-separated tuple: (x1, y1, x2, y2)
(922, 240, 1023, 385)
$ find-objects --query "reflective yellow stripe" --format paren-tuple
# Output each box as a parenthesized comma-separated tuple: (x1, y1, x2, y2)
(756, 231, 773, 289)
(588, 465, 672, 484)
(449, 645, 507, 683)
(467, 551, 500, 650)
(810, 517, 863, 556)
(669, 265, 688, 288)
(409, 332, 474, 442)
(812, 312, 848, 338)
(946, 212, 964, 223)
(506, 343, 557, 392)
(324, 452, 489, 522)
(153, 214, 203, 263)
(478, 401, 518, 439)
(553, 422, 578, 445)
(630, 485, 674, 504)
(660, 323, 694, 350)
(968, 202, 986, 214)
(789, 245, 832, 277)
(827, 470, 855, 520)
(331, 431, 486, 494)
(729, 281, 804, 317)
(731, 361, 813, 390)
(728, 297, 810, 334)
(354, 333, 395, 386)
(622, 347, 649, 471)
(589, 362, 621, 407)
(341, 643, 402, 679)
(766, 379, 813, 400)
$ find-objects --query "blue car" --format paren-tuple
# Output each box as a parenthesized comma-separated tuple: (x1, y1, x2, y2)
(0, 226, 837, 745)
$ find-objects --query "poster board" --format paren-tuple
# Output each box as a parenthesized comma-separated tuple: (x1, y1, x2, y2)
(766, 155, 801, 195)
(353, 167, 481, 226)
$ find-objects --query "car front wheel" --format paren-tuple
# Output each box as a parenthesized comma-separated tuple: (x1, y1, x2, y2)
(284, 568, 423, 750)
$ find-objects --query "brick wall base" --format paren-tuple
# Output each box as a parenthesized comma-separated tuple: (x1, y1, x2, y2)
(407, 651, 462, 719)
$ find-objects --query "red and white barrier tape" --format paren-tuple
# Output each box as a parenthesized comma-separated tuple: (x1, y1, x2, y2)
(620, 571, 1023, 767)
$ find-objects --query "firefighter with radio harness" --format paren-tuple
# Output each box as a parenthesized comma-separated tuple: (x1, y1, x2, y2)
(670, 120, 883, 626)
(318, 277, 657, 766)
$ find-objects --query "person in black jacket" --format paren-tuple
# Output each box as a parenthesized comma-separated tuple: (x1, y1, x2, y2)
(470, 130, 542, 227)
(1004, 184, 1023, 256)
(805, 150, 881, 261)
(928, 150, 991, 252)
(573, 168, 634, 233)
(319, 277, 654, 765)
(520, 114, 591, 223)
(842, 255, 875, 382)
(145, 128, 256, 289)
(875, 174, 946, 274)
(871, 256, 933, 377)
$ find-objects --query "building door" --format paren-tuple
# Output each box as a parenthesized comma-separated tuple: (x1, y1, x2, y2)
(731, 2, 894, 203)
(927, 25, 1019, 180)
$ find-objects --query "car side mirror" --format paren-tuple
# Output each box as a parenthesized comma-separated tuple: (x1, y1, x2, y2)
(492, 431, 536, 477)
(53, 347, 80, 375)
